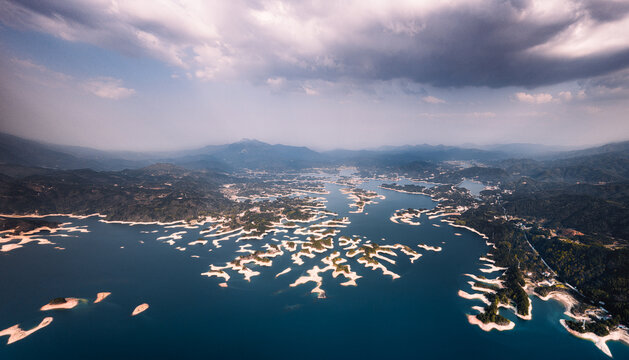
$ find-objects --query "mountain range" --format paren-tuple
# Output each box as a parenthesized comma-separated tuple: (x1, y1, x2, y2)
(1, 132, 628, 176)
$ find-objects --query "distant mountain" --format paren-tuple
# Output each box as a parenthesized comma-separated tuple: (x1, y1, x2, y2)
(324, 144, 504, 166)
(180, 139, 326, 170)
(171, 155, 232, 172)
(480, 143, 575, 158)
(553, 140, 629, 159)
(1, 131, 627, 173)
(0, 133, 327, 171)
(0, 133, 102, 170)
(0, 133, 148, 171)
(494, 149, 629, 183)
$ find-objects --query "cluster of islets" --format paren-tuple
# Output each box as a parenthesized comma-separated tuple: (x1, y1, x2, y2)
(182, 184, 448, 298)
(339, 188, 385, 214)
(149, 196, 335, 256)
(200, 214, 444, 299)
(0, 292, 149, 345)
(221, 179, 329, 202)
(389, 208, 430, 226)
(458, 252, 531, 331)
(0, 216, 91, 253)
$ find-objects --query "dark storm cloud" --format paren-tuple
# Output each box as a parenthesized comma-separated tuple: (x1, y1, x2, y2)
(584, 0, 629, 22)
(264, 1, 629, 88)
(2, 0, 629, 88)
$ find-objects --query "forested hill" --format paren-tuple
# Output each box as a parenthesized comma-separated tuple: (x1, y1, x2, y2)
(0, 164, 233, 222)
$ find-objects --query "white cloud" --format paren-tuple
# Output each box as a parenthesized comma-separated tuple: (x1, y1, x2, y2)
(303, 86, 319, 96)
(82, 77, 136, 99)
(266, 77, 286, 88)
(3, 0, 629, 89)
(529, 6, 629, 59)
(422, 95, 445, 104)
(11, 57, 135, 100)
(514, 92, 554, 104)
(558, 91, 573, 101)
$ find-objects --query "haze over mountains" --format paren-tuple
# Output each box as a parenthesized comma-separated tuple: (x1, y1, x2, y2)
(2, 132, 628, 175)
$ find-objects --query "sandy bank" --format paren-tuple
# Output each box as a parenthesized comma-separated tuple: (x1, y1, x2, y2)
(94, 292, 111, 303)
(132, 303, 149, 316)
(275, 267, 292, 278)
(40, 298, 80, 311)
(417, 244, 442, 252)
(458, 290, 490, 305)
(560, 319, 629, 358)
(467, 314, 515, 332)
(0, 317, 53, 344)
(188, 240, 208, 246)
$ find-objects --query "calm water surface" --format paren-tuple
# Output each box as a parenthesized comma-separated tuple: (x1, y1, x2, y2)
(1, 180, 627, 359)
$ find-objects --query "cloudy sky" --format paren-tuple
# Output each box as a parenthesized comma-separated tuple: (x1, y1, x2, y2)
(1, 0, 629, 151)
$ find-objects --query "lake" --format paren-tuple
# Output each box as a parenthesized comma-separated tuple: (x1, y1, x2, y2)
(1, 179, 627, 359)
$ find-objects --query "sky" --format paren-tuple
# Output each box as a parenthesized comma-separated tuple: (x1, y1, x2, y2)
(1, 0, 629, 151)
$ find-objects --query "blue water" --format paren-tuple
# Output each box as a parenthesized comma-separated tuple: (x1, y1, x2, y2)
(1, 181, 627, 359)
(457, 179, 486, 197)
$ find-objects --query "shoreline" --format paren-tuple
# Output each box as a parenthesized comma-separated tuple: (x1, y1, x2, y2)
(1, 223, 89, 253)
(467, 314, 515, 332)
(132, 303, 149, 316)
(40, 298, 80, 311)
(0, 213, 105, 220)
(0, 317, 53, 345)
(94, 292, 111, 303)
(560, 319, 629, 358)
(532, 290, 589, 321)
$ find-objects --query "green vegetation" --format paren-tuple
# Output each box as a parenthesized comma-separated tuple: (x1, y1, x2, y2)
(474, 281, 500, 292)
(477, 298, 510, 325)
(303, 237, 333, 252)
(457, 206, 548, 277)
(565, 318, 619, 337)
(2, 139, 627, 333)
(476, 268, 530, 325)
(381, 183, 426, 193)
(0, 217, 58, 234)
(533, 237, 629, 324)
(0, 164, 232, 222)
(335, 264, 350, 274)
(534, 285, 565, 297)
(503, 187, 629, 240)
(49, 297, 67, 305)
(478, 267, 530, 318)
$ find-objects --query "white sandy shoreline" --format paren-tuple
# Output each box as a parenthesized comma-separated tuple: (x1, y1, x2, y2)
(40, 298, 80, 311)
(0, 317, 53, 344)
(132, 303, 149, 316)
(467, 314, 515, 331)
(560, 319, 629, 358)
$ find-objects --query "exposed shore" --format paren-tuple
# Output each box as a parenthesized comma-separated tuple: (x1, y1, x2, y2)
(467, 314, 515, 332)
(94, 292, 111, 303)
(0, 317, 53, 345)
(560, 319, 629, 358)
(40, 298, 80, 311)
(132, 303, 149, 316)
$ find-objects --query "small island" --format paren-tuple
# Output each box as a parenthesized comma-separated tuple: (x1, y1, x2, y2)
(132, 303, 149, 316)
(339, 188, 384, 213)
(390, 208, 428, 225)
(94, 292, 111, 303)
(40, 297, 80, 311)
(0, 317, 54, 345)
(380, 183, 427, 194)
